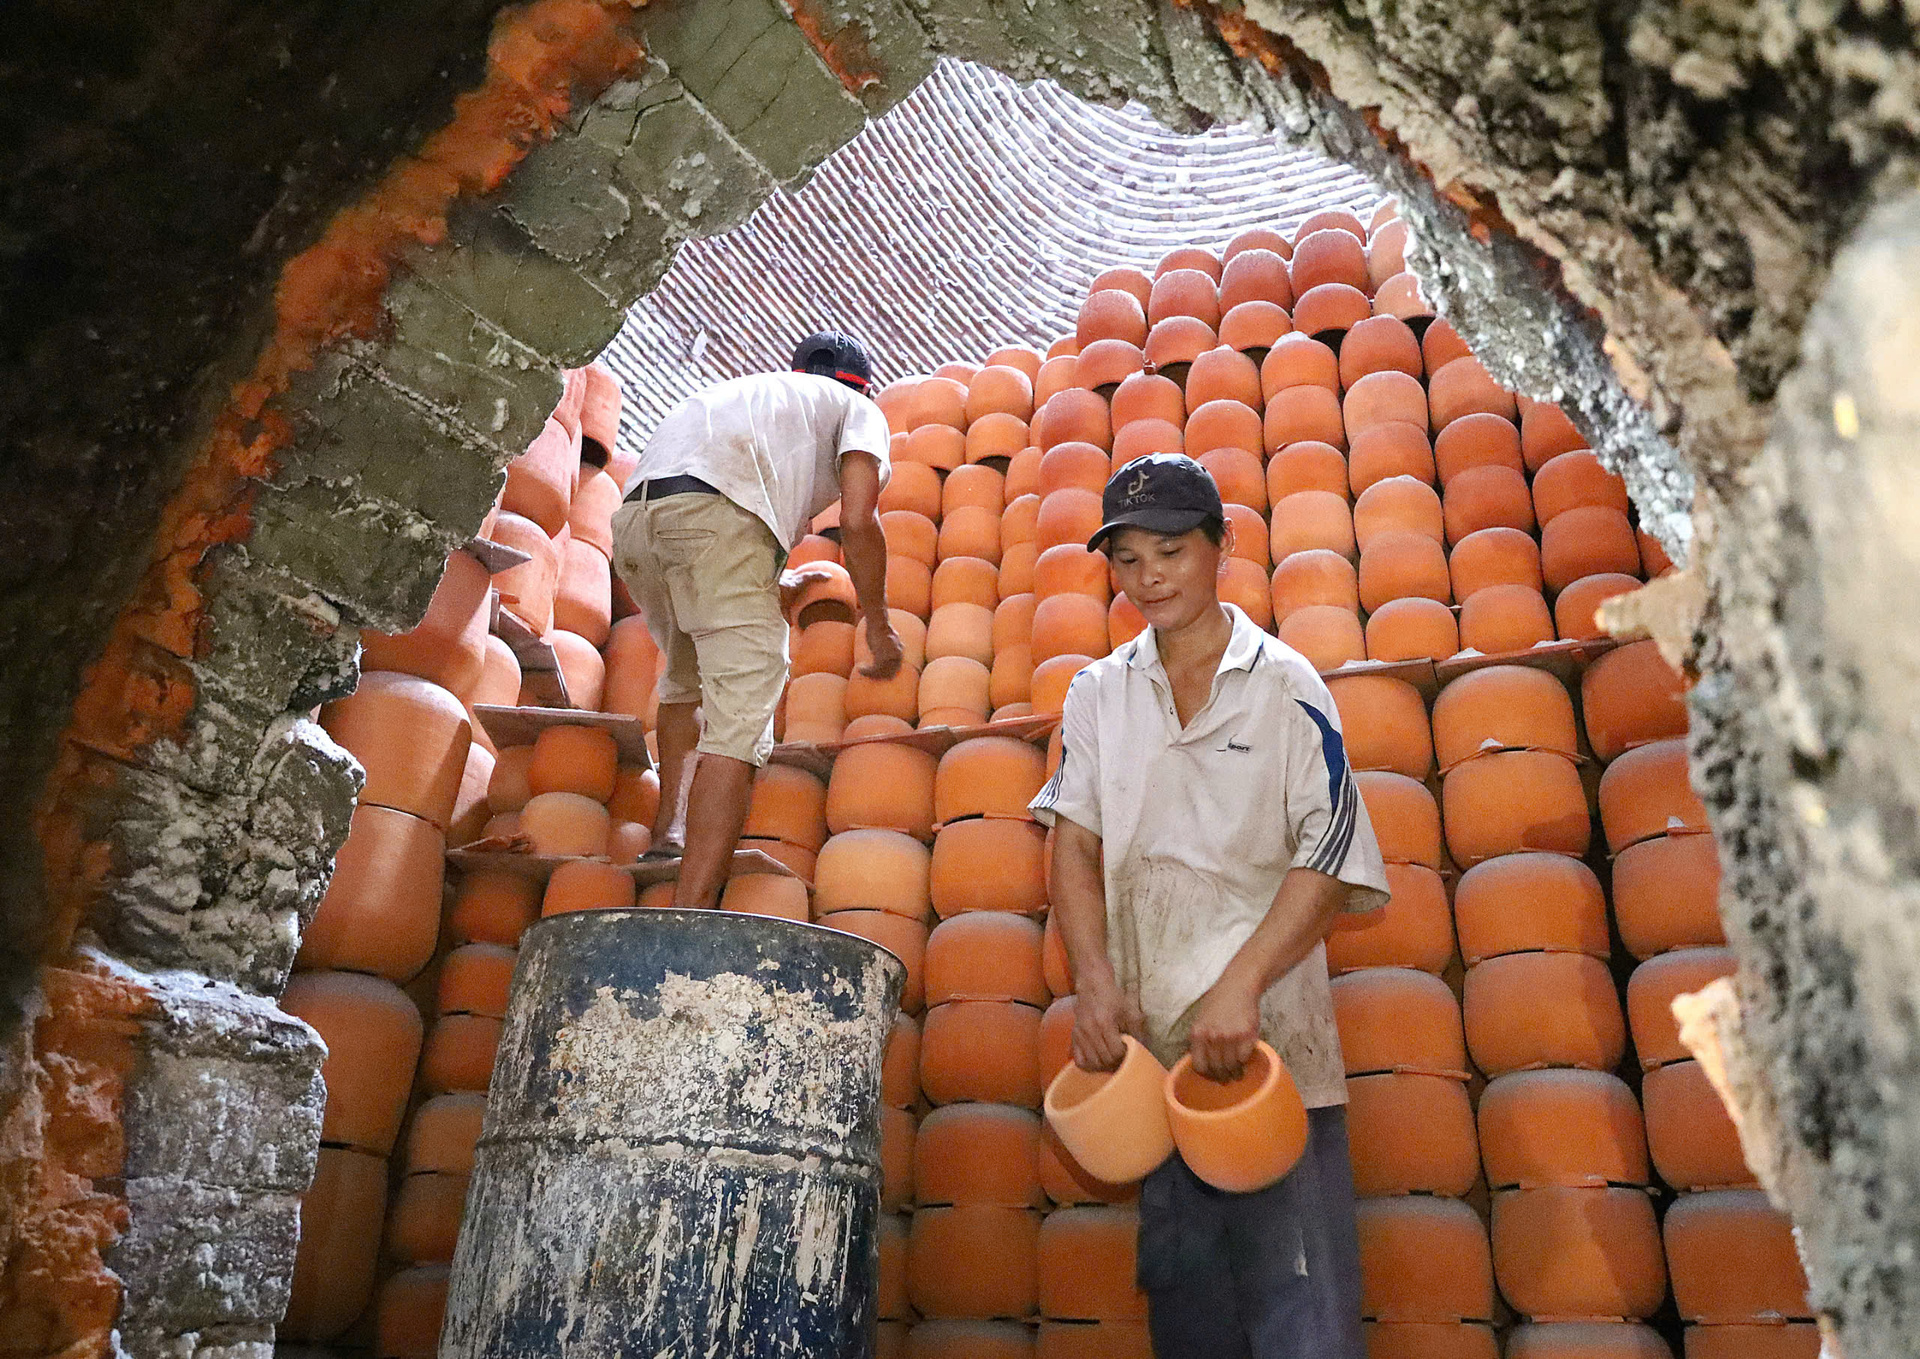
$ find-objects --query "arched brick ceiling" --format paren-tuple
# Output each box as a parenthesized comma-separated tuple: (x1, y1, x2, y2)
(601, 58, 1381, 442)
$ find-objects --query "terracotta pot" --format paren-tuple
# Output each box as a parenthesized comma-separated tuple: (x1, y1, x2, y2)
(1421, 319, 1472, 375)
(526, 725, 617, 803)
(906, 424, 968, 472)
(545, 628, 604, 711)
(1353, 475, 1445, 550)
(281, 1146, 388, 1340)
(1360, 528, 1453, 612)
(1580, 639, 1687, 762)
(967, 365, 1037, 424)
(1270, 549, 1359, 623)
(883, 1012, 922, 1108)
(1445, 468, 1537, 549)
(737, 764, 827, 851)
(1041, 1034, 1175, 1188)
(990, 645, 1035, 711)
(1458, 584, 1554, 654)
(921, 999, 1044, 1107)
(827, 740, 938, 841)
(1428, 357, 1517, 432)
(1030, 654, 1093, 718)
(843, 713, 915, 742)
(934, 734, 1048, 824)
(1504, 1322, 1674, 1359)
(1442, 749, 1590, 866)
(1453, 852, 1608, 965)
(883, 510, 940, 569)
(1366, 596, 1459, 663)
(404, 1092, 487, 1177)
(823, 909, 929, 1011)
(813, 828, 932, 920)
(600, 615, 659, 720)
(538, 858, 635, 916)
(998, 541, 1039, 597)
(1186, 450, 1260, 517)
(877, 1209, 913, 1312)
(1035, 355, 1081, 406)
(298, 805, 444, 981)
(1030, 592, 1112, 668)
(1038, 994, 1076, 1086)
(1681, 1324, 1820, 1359)
(1365, 219, 1410, 287)
(1037, 1206, 1146, 1322)
(1261, 332, 1341, 397)
(906, 1205, 1042, 1320)
(1035, 1322, 1153, 1359)
(1271, 604, 1359, 671)
(1292, 282, 1372, 340)
(362, 549, 492, 697)
(1355, 770, 1443, 868)
(1345, 1071, 1480, 1197)
(1643, 1057, 1754, 1190)
(986, 349, 1045, 384)
(516, 790, 609, 857)
(1371, 271, 1436, 325)
(1638, 529, 1675, 578)
(1039, 442, 1114, 500)
(490, 511, 562, 636)
(880, 462, 944, 521)
(923, 818, 1050, 922)
(1324, 861, 1455, 975)
(930, 557, 1001, 614)
(1186, 399, 1264, 459)
(1290, 228, 1370, 297)
(720, 872, 810, 922)
(1355, 1196, 1495, 1323)
(1225, 226, 1294, 262)
(447, 869, 539, 947)
(1142, 315, 1218, 373)
(1032, 544, 1112, 604)
(1218, 559, 1275, 630)
(793, 619, 856, 679)
(1541, 506, 1643, 593)
(915, 1103, 1046, 1208)
(788, 561, 859, 630)
(1105, 376, 1179, 434)
(607, 821, 652, 865)
(1344, 373, 1429, 442)
(1296, 208, 1367, 244)
(783, 673, 849, 745)
(1612, 832, 1725, 959)
(1073, 338, 1144, 394)
(1147, 268, 1222, 328)
(1217, 247, 1295, 313)
(1492, 1186, 1667, 1321)
(1163, 1040, 1307, 1193)
(905, 377, 969, 431)
(377, 1254, 455, 1345)
(1330, 967, 1468, 1078)
(1034, 488, 1103, 555)
(919, 655, 993, 728)
(471, 634, 523, 713)
(946, 466, 1007, 520)
(434, 942, 517, 1020)
(1553, 572, 1641, 642)
(320, 671, 473, 830)
(1665, 1189, 1811, 1323)
(503, 416, 578, 535)
(1347, 422, 1436, 498)
(1450, 529, 1544, 607)
(909, 1321, 1037, 1359)
(847, 657, 923, 724)
(635, 881, 677, 910)
(1522, 402, 1590, 472)
(1432, 664, 1579, 769)
(1434, 411, 1526, 487)
(1263, 384, 1346, 453)
(567, 467, 622, 558)
(1599, 738, 1708, 853)
(1327, 674, 1433, 779)
(1184, 346, 1263, 413)
(1156, 245, 1223, 280)
(1463, 952, 1626, 1076)
(1076, 288, 1150, 351)
(926, 602, 997, 669)
(386, 1168, 469, 1264)
(1534, 450, 1630, 526)
(1364, 1323, 1499, 1359)
(1218, 504, 1271, 571)
(282, 971, 424, 1155)
(1269, 491, 1357, 562)
(1218, 300, 1293, 355)
(1627, 947, 1736, 1070)
(1478, 1069, 1650, 1191)
(1034, 389, 1112, 454)
(1106, 595, 1146, 650)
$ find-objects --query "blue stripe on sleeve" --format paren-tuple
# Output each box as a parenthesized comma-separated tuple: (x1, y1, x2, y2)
(1295, 699, 1357, 874)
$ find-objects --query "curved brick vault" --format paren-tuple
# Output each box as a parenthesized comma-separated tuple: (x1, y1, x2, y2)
(4, 1, 1920, 1356)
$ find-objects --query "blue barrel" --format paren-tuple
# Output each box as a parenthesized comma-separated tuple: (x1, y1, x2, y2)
(440, 908, 905, 1359)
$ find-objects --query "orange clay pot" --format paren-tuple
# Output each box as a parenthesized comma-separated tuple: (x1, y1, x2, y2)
(1432, 664, 1578, 767)
(1541, 506, 1642, 593)
(1347, 422, 1436, 497)
(814, 828, 931, 919)
(1078, 289, 1150, 349)
(991, 645, 1035, 711)
(1366, 219, 1410, 286)
(404, 1092, 487, 1176)
(1218, 248, 1294, 312)
(1036, 489, 1105, 554)
(1366, 596, 1458, 663)
(599, 615, 658, 719)
(503, 416, 578, 536)
(946, 465, 1007, 520)
(1344, 371, 1428, 439)
(1043, 1035, 1175, 1186)
(1261, 332, 1340, 397)
(1147, 268, 1221, 329)
(1554, 572, 1641, 641)
(884, 1012, 921, 1108)
(1534, 450, 1630, 524)
(1033, 544, 1112, 604)
(882, 1109, 914, 1211)
(1263, 384, 1346, 453)
(1037, 1206, 1147, 1322)
(908, 1321, 1037, 1359)
(1453, 852, 1608, 964)
(790, 561, 859, 628)
(1267, 440, 1350, 504)
(918, 655, 992, 728)
(1327, 675, 1432, 779)
(1463, 952, 1626, 1076)
(906, 424, 967, 472)
(1290, 228, 1370, 296)
(1442, 749, 1590, 866)
(931, 556, 1000, 613)
(319, 671, 472, 830)
(908, 377, 970, 431)
(935, 735, 1048, 823)
(1218, 300, 1292, 356)
(1643, 1058, 1754, 1190)
(932, 817, 1048, 917)
(1355, 1196, 1495, 1323)
(1074, 339, 1144, 393)
(1428, 357, 1517, 432)
(1458, 584, 1554, 654)
(1034, 355, 1080, 406)
(1276, 604, 1365, 671)
(1364, 1323, 1499, 1359)
(1580, 639, 1687, 762)
(794, 619, 857, 678)
(1292, 282, 1371, 339)
(968, 365, 1037, 423)
(906, 1205, 1041, 1320)
(1035, 389, 1112, 453)
(282, 971, 424, 1155)
(1157, 245, 1223, 280)
(1339, 314, 1422, 387)
(925, 913, 1048, 1007)
(1345, 1071, 1480, 1197)
(471, 633, 523, 713)
(1186, 399, 1264, 459)
(386, 1169, 469, 1265)
(1444, 466, 1536, 547)
(542, 859, 635, 916)
(1664, 1190, 1811, 1323)
(844, 713, 916, 742)
(847, 658, 922, 724)
(1505, 1323, 1673, 1359)
(721, 873, 811, 922)
(916, 1104, 1045, 1208)
(1421, 318, 1472, 374)
(1030, 654, 1093, 717)
(1039, 995, 1075, 1085)
(1217, 559, 1274, 630)
(1107, 595, 1146, 650)
(1164, 1041, 1308, 1193)
(1184, 346, 1262, 411)
(1358, 531, 1452, 612)
(884, 510, 940, 568)
(1002, 494, 1042, 550)
(1435, 411, 1526, 486)
(418, 1012, 504, 1094)
(1354, 475, 1444, 549)
(1039, 444, 1113, 501)
(1270, 491, 1357, 561)
(1627, 947, 1736, 1070)
(546, 628, 604, 711)
(1298, 208, 1367, 243)
(1639, 528, 1674, 578)
(1091, 266, 1153, 308)
(880, 462, 944, 520)
(1372, 271, 1435, 326)
(1331, 967, 1469, 1078)
(435, 942, 517, 1020)
(1450, 529, 1543, 605)
(1522, 403, 1590, 473)
(1478, 1069, 1650, 1190)
(827, 741, 938, 841)
(518, 791, 610, 857)
(1195, 448, 1265, 513)
(1324, 861, 1454, 975)
(1598, 738, 1708, 852)
(447, 869, 539, 947)
(1683, 1325, 1821, 1359)
(927, 602, 996, 668)
(490, 511, 562, 636)
(1491, 1187, 1667, 1321)
(527, 725, 617, 803)
(877, 1213, 913, 1320)
(1222, 504, 1271, 570)
(1355, 771, 1442, 868)
(921, 999, 1044, 1107)
(1270, 548, 1359, 621)
(553, 535, 612, 647)
(281, 1146, 387, 1341)
(1142, 316, 1217, 376)
(1109, 418, 1185, 467)
(1226, 226, 1294, 262)
(824, 910, 929, 1012)
(297, 805, 444, 981)
(361, 549, 492, 697)
(1031, 592, 1112, 666)
(784, 673, 849, 745)
(1612, 833, 1725, 960)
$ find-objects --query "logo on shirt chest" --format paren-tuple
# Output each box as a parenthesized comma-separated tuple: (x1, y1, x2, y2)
(1220, 737, 1253, 754)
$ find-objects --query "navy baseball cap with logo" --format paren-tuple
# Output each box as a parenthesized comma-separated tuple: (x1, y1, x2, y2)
(1088, 454, 1225, 553)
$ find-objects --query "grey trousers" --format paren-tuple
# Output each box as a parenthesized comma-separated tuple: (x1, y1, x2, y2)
(1137, 1106, 1365, 1359)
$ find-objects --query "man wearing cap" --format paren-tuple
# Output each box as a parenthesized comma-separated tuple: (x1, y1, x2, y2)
(1030, 453, 1389, 1359)
(612, 331, 902, 910)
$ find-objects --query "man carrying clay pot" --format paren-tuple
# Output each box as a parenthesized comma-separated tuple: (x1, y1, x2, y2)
(611, 331, 902, 909)
(1031, 453, 1389, 1359)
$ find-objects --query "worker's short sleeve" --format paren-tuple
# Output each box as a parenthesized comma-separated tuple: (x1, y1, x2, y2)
(1284, 684, 1391, 913)
(1029, 672, 1102, 838)
(839, 394, 892, 481)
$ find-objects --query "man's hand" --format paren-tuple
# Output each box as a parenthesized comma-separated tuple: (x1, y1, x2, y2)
(859, 617, 904, 680)
(1072, 976, 1145, 1073)
(1186, 973, 1262, 1082)
(778, 562, 841, 617)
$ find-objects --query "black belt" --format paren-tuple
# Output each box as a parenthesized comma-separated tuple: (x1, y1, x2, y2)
(625, 474, 720, 503)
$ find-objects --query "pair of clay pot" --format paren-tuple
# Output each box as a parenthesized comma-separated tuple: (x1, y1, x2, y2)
(1043, 1036, 1307, 1194)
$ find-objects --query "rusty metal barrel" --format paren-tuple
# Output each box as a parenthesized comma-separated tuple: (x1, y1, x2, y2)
(440, 908, 905, 1359)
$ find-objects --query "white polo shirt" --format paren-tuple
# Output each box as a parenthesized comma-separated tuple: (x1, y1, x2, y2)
(624, 372, 891, 550)
(1030, 604, 1390, 1109)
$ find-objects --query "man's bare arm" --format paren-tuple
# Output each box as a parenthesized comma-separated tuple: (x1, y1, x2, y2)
(836, 451, 901, 678)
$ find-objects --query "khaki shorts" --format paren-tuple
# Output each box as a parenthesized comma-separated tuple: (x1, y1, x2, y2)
(610, 492, 788, 766)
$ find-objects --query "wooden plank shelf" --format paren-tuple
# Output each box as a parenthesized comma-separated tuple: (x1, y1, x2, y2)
(446, 845, 791, 887)
(472, 704, 651, 768)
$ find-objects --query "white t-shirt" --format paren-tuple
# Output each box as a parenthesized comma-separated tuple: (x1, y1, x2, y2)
(624, 372, 891, 549)
(1030, 604, 1391, 1109)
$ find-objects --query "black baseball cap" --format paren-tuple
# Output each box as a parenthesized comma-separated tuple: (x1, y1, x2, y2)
(1089, 454, 1225, 553)
(792, 330, 874, 391)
